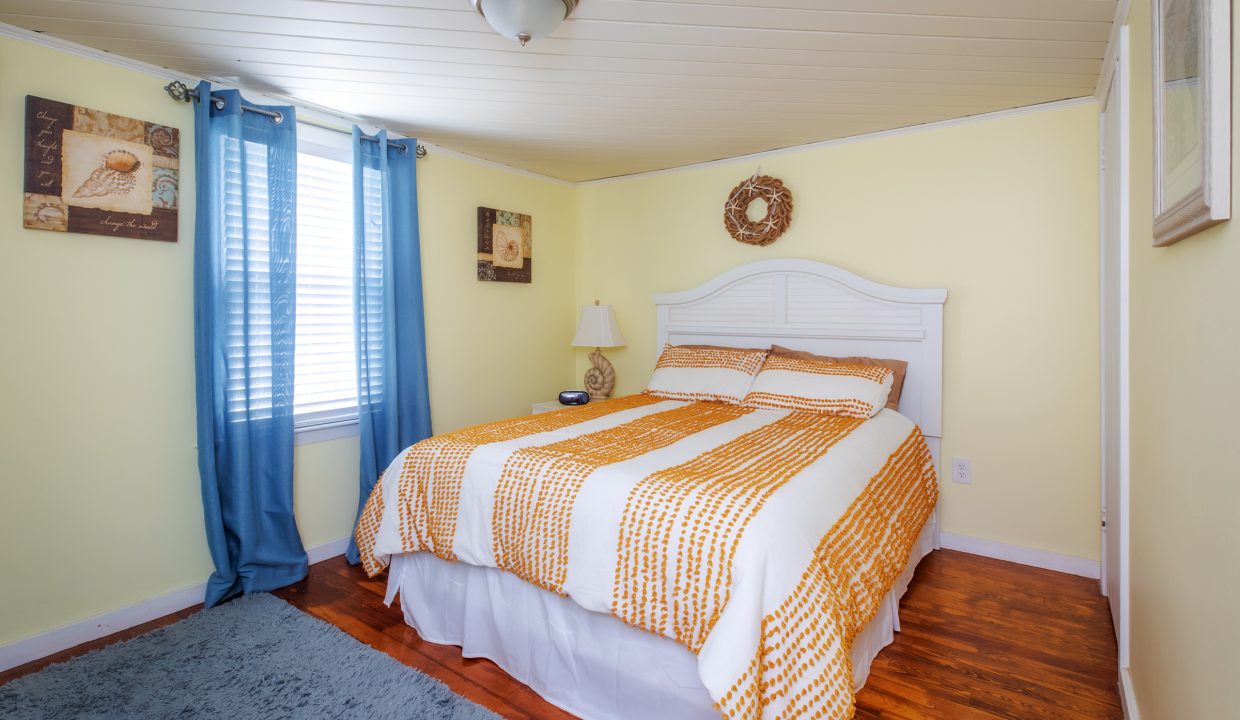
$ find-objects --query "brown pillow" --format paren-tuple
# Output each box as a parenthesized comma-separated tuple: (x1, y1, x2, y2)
(770, 345, 908, 410)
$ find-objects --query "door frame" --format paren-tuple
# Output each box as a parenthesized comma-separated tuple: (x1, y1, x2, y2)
(1098, 25, 1131, 671)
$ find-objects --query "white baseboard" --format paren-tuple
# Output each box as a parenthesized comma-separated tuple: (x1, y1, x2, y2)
(0, 536, 351, 673)
(306, 537, 350, 565)
(939, 531, 1101, 579)
(1119, 666, 1141, 719)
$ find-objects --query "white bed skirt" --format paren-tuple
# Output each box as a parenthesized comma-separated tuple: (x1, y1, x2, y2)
(385, 513, 937, 720)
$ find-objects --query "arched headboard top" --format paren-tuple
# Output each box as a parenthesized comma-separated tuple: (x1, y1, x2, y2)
(654, 258, 947, 440)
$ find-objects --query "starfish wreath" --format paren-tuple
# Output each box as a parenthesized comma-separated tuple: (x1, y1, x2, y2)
(723, 175, 793, 246)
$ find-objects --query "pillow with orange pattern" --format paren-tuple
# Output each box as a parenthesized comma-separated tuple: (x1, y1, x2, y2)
(769, 345, 907, 410)
(644, 344, 769, 405)
(742, 354, 894, 419)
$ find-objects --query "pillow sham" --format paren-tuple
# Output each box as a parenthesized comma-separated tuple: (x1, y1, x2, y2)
(770, 345, 908, 410)
(742, 354, 894, 418)
(644, 344, 769, 404)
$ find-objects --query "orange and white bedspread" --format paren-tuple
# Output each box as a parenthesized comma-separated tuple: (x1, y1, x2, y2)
(356, 395, 938, 720)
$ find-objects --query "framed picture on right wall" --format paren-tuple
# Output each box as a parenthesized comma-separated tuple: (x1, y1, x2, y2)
(1152, 0, 1231, 246)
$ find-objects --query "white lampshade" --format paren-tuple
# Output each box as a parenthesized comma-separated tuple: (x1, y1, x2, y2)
(471, 0, 579, 46)
(572, 304, 625, 348)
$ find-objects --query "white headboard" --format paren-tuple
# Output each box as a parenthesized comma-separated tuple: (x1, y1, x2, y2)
(654, 258, 947, 450)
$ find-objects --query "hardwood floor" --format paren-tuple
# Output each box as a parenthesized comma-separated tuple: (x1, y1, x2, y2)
(850, 551, 1121, 719)
(2, 549, 1122, 719)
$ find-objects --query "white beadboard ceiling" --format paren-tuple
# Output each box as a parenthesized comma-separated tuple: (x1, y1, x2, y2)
(0, 0, 1116, 182)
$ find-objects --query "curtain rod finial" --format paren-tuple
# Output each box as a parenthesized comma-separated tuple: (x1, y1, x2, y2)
(164, 80, 192, 103)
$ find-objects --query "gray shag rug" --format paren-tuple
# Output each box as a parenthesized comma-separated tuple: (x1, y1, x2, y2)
(0, 593, 500, 720)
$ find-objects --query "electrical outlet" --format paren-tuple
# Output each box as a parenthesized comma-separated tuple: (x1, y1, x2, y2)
(951, 457, 972, 484)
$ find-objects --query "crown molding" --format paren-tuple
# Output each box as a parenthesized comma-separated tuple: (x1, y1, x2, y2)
(414, 141, 576, 186)
(0, 22, 572, 187)
(0, 22, 195, 82)
(581, 96, 1098, 186)
(0, 23, 374, 136)
(2, 21, 1099, 188)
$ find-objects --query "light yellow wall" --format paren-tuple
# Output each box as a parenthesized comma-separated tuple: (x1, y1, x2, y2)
(0, 35, 576, 647)
(417, 153, 578, 433)
(0, 36, 207, 648)
(0, 28, 1113, 659)
(1123, 3, 1240, 717)
(576, 103, 1102, 563)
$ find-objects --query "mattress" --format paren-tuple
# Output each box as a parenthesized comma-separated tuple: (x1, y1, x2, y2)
(385, 512, 936, 720)
(356, 396, 939, 719)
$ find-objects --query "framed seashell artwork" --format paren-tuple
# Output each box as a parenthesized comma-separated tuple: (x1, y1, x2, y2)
(23, 96, 179, 242)
(477, 206, 532, 283)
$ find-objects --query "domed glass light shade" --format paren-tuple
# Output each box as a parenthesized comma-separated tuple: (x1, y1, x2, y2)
(471, 0, 579, 46)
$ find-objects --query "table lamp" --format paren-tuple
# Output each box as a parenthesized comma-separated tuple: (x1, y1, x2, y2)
(572, 301, 625, 399)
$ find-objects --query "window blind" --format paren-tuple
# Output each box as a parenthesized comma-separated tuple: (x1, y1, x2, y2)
(293, 149, 357, 425)
(357, 164, 385, 409)
(222, 136, 278, 421)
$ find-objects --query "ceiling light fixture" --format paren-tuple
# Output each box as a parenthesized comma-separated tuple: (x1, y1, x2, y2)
(471, 0, 579, 46)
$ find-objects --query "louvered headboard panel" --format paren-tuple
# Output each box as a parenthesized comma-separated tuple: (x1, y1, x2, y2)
(654, 259, 947, 444)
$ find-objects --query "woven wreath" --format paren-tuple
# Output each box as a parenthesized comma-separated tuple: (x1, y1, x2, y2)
(723, 175, 793, 246)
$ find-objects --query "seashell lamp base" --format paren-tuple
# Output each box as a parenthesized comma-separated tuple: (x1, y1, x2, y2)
(583, 348, 616, 399)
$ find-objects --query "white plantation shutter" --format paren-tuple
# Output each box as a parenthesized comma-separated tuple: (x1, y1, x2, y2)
(222, 136, 278, 420)
(358, 164, 385, 407)
(294, 133, 357, 425)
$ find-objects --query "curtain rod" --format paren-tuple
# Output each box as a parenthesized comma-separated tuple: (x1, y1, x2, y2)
(163, 80, 427, 158)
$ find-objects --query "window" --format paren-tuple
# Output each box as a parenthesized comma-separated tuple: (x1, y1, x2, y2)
(294, 128, 357, 431)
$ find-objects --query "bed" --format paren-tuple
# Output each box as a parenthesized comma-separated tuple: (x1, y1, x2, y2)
(357, 259, 947, 720)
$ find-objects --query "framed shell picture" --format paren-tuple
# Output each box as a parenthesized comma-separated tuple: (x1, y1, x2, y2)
(477, 206, 531, 283)
(23, 96, 179, 242)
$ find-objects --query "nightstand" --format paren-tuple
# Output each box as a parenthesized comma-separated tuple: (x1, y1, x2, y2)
(531, 399, 608, 414)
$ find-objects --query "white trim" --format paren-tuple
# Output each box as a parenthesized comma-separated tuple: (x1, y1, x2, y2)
(305, 537, 351, 565)
(0, 584, 207, 676)
(0, 22, 197, 84)
(1099, 26, 1132, 671)
(939, 532, 1101, 579)
(0, 21, 571, 188)
(1118, 26, 1133, 670)
(1119, 666, 1142, 720)
(1095, 0, 1133, 100)
(0, 22, 344, 132)
(0, 536, 351, 673)
(417, 140, 575, 187)
(0, 21, 1093, 187)
(581, 97, 1097, 186)
(294, 418, 360, 446)
(297, 123, 353, 164)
